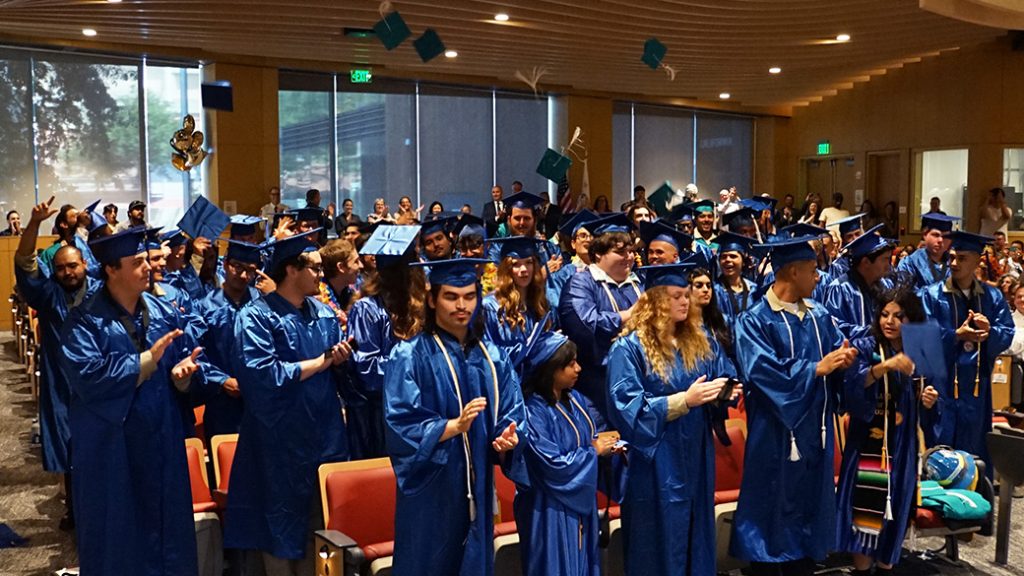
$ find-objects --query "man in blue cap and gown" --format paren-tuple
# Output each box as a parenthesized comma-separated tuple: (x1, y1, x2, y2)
(731, 235, 857, 576)
(60, 225, 206, 575)
(896, 213, 959, 289)
(826, 213, 865, 278)
(824, 224, 897, 348)
(384, 257, 527, 576)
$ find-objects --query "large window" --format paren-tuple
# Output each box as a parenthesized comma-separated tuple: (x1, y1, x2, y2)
(0, 46, 203, 228)
(279, 72, 334, 209)
(419, 85, 493, 214)
(913, 148, 967, 230)
(1003, 148, 1024, 230)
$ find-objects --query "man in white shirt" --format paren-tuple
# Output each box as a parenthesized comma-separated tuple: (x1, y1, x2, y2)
(259, 186, 288, 236)
(818, 193, 850, 229)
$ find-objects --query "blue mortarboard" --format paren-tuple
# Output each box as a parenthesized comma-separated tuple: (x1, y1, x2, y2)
(361, 224, 421, 267)
(454, 214, 485, 239)
(293, 207, 323, 223)
(373, 10, 411, 50)
(780, 223, 828, 238)
(519, 330, 571, 383)
(411, 258, 491, 288)
(558, 209, 599, 239)
(145, 226, 165, 250)
(683, 246, 716, 274)
(827, 213, 864, 237)
(267, 229, 320, 271)
(490, 236, 547, 261)
(536, 148, 572, 182)
(921, 213, 960, 232)
(639, 220, 691, 251)
(421, 214, 459, 238)
(272, 211, 297, 230)
(844, 224, 897, 260)
(224, 239, 263, 265)
(413, 28, 446, 62)
(669, 204, 694, 223)
(89, 226, 148, 266)
(641, 37, 667, 70)
(687, 199, 715, 214)
(87, 210, 108, 234)
(178, 196, 230, 240)
(505, 191, 545, 211)
(639, 261, 697, 290)
(715, 231, 756, 254)
(229, 214, 264, 237)
(160, 228, 187, 249)
(742, 196, 778, 213)
(755, 235, 820, 270)
(589, 213, 634, 236)
(945, 230, 993, 254)
(84, 198, 102, 214)
(647, 182, 675, 217)
(722, 206, 758, 229)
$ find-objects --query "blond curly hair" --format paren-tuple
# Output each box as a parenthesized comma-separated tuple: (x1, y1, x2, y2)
(622, 285, 711, 382)
(493, 256, 550, 331)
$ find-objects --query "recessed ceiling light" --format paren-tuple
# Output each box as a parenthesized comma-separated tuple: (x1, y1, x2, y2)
(82, 28, 97, 37)
(769, 66, 782, 74)
(107, 0, 122, 3)
(836, 34, 851, 42)
(444, 50, 458, 58)
(494, 13, 510, 22)
(719, 92, 731, 100)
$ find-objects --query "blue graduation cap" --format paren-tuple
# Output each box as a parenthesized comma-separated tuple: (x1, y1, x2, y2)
(641, 37, 667, 70)
(223, 239, 263, 265)
(827, 213, 864, 237)
(293, 207, 323, 224)
(722, 206, 758, 229)
(267, 229, 320, 271)
(373, 10, 411, 50)
(755, 235, 820, 270)
(639, 261, 697, 290)
(683, 246, 716, 274)
(742, 196, 778, 214)
(145, 226, 165, 250)
(519, 330, 571, 383)
(844, 223, 897, 260)
(178, 196, 230, 240)
(639, 220, 691, 251)
(687, 199, 716, 214)
(454, 214, 485, 239)
(715, 231, 756, 254)
(505, 191, 545, 211)
(490, 236, 548, 261)
(589, 213, 633, 236)
(87, 210, 109, 235)
(361, 224, 421, 267)
(558, 209, 599, 239)
(160, 228, 188, 249)
(83, 198, 102, 214)
(921, 213, 960, 233)
(421, 214, 459, 238)
(669, 204, 694, 224)
(945, 230, 993, 254)
(413, 28, 446, 62)
(271, 211, 297, 230)
(536, 149, 572, 183)
(780, 223, 828, 238)
(229, 214, 264, 237)
(410, 257, 491, 288)
(89, 226, 148, 266)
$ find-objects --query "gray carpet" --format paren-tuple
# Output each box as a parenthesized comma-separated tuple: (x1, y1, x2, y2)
(0, 333, 1020, 576)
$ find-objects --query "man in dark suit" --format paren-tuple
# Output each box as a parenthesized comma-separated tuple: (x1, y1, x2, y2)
(482, 185, 506, 238)
(538, 192, 562, 240)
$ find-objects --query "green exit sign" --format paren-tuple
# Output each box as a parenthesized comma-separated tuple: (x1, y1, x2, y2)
(817, 140, 831, 155)
(350, 69, 373, 84)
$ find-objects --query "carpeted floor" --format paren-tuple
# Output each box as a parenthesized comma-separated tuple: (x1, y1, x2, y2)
(0, 332, 1020, 576)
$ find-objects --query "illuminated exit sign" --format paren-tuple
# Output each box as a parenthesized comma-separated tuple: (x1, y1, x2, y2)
(350, 69, 373, 84)
(817, 140, 831, 155)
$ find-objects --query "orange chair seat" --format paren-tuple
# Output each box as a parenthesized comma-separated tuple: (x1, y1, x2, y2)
(494, 521, 518, 538)
(193, 501, 218, 514)
(714, 489, 741, 505)
(362, 541, 394, 562)
(915, 507, 945, 529)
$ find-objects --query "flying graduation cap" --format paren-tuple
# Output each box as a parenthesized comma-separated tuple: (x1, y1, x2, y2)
(642, 38, 667, 70)
(536, 148, 573, 183)
(373, 10, 412, 50)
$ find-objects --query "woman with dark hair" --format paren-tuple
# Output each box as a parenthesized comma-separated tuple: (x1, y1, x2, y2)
(429, 201, 445, 215)
(836, 285, 940, 576)
(860, 200, 881, 231)
(607, 262, 740, 576)
(483, 237, 553, 363)
(689, 267, 732, 353)
(593, 195, 611, 214)
(713, 232, 757, 335)
(0, 210, 21, 236)
(514, 331, 612, 576)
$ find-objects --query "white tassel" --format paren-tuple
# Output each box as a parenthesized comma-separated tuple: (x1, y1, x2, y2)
(821, 424, 827, 449)
(884, 495, 894, 521)
(789, 432, 801, 462)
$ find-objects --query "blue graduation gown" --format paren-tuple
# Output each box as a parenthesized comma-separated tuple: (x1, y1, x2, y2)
(224, 292, 348, 559)
(481, 294, 545, 366)
(153, 281, 207, 436)
(557, 266, 642, 417)
(896, 248, 948, 290)
(754, 267, 833, 305)
(835, 341, 942, 565)
(514, 390, 600, 576)
(730, 296, 845, 563)
(714, 277, 757, 333)
(384, 330, 527, 576)
(824, 274, 892, 349)
(345, 295, 393, 459)
(607, 332, 734, 576)
(60, 289, 202, 575)
(15, 263, 100, 473)
(193, 285, 260, 439)
(166, 264, 209, 302)
(919, 279, 1014, 475)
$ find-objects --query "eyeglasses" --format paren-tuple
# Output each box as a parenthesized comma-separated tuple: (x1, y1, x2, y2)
(574, 232, 592, 241)
(305, 264, 324, 275)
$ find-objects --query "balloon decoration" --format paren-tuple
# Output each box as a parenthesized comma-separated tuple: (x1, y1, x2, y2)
(169, 115, 208, 171)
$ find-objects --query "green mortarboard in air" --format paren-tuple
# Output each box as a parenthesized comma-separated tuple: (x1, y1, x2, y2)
(374, 11, 411, 50)
(414, 29, 446, 62)
(642, 38, 667, 70)
(536, 149, 572, 182)
(647, 181, 674, 217)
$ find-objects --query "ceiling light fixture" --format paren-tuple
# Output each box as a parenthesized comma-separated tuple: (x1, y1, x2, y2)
(836, 34, 851, 42)
(494, 13, 510, 22)
(107, 0, 122, 3)
(82, 28, 97, 36)
(444, 50, 458, 58)
(719, 92, 731, 100)
(769, 67, 782, 74)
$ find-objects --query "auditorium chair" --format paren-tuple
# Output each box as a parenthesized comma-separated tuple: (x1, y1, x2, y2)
(493, 465, 521, 576)
(714, 418, 747, 572)
(209, 433, 238, 511)
(315, 457, 396, 576)
(193, 405, 206, 447)
(185, 437, 224, 576)
(911, 457, 994, 563)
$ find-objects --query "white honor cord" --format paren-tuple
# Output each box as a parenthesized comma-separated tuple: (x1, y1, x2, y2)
(433, 334, 477, 523)
(779, 307, 829, 462)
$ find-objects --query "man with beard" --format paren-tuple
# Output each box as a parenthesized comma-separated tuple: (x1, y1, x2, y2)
(14, 196, 102, 530)
(38, 200, 100, 278)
